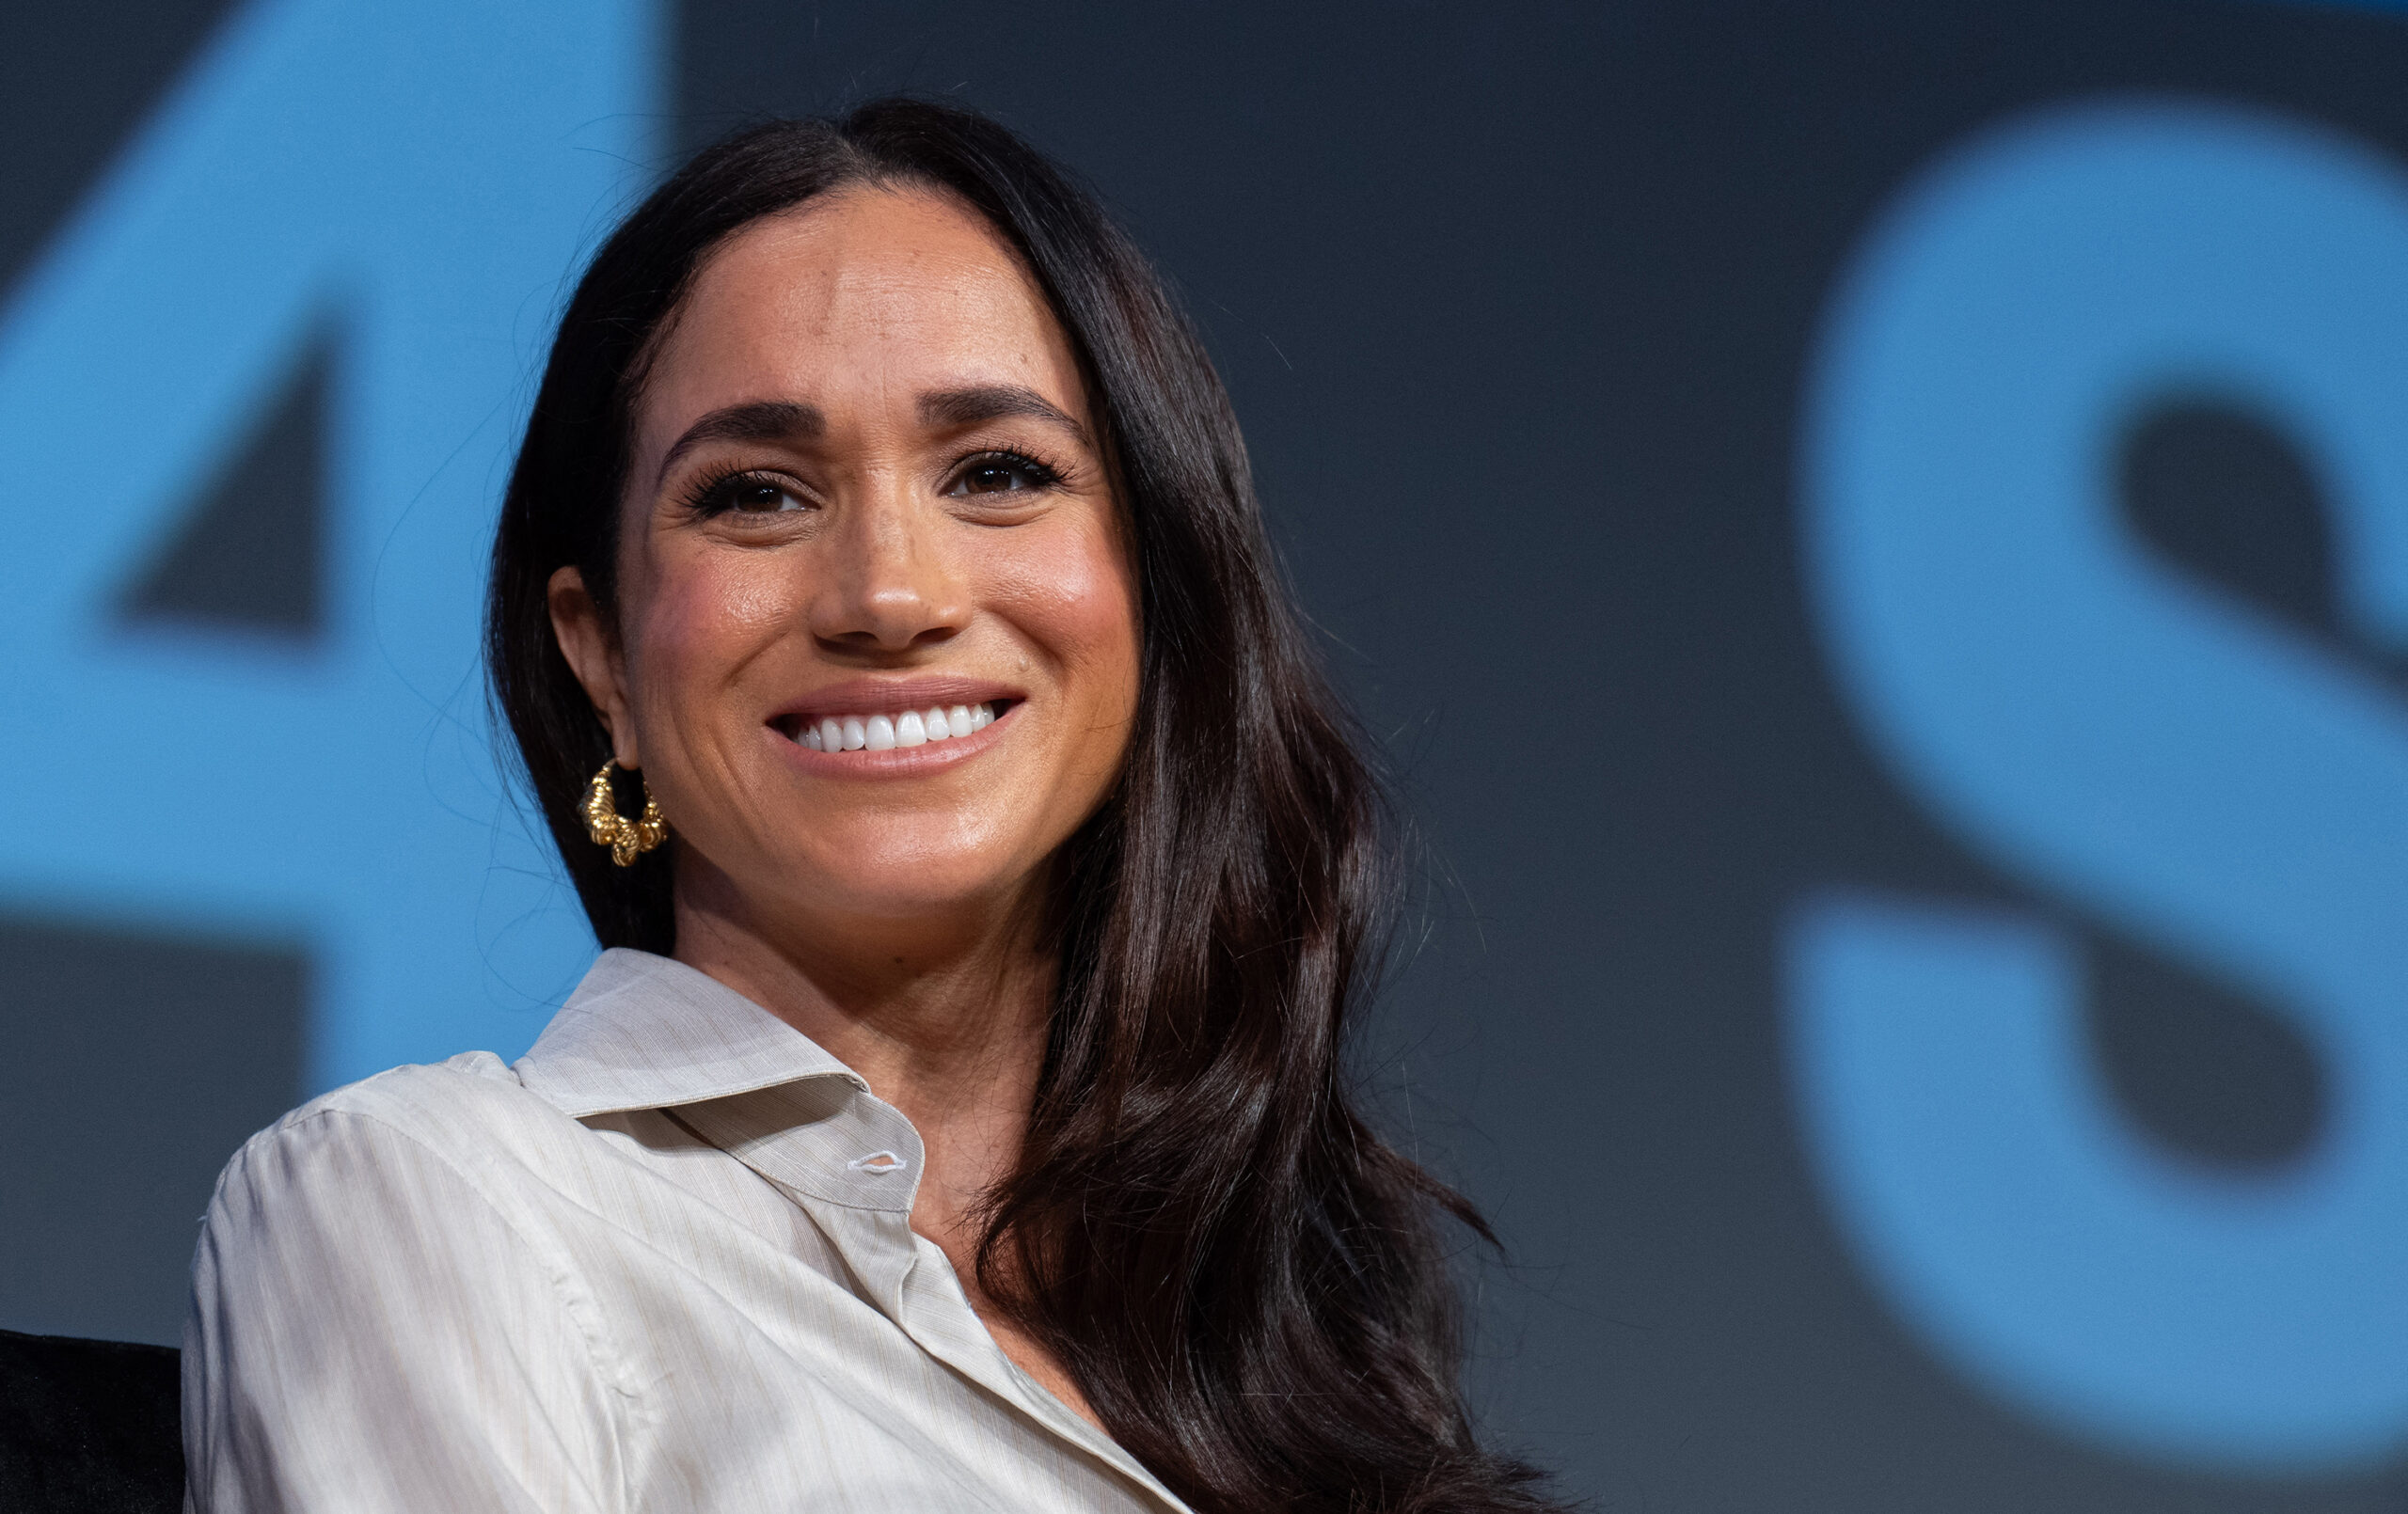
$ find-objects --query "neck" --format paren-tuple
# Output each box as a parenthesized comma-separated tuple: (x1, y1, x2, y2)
(664, 854, 1103, 1431)
(667, 854, 1054, 1251)
(673, 872, 1052, 1114)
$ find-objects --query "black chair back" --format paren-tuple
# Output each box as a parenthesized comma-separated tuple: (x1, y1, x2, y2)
(0, 1330, 182, 1513)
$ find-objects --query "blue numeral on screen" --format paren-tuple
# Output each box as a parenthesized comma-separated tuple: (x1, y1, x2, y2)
(0, 0, 657, 1089)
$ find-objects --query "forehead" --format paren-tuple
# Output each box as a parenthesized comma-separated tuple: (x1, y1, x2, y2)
(639, 186, 1085, 430)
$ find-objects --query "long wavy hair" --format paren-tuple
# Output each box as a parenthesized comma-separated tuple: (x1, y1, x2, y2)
(487, 99, 1559, 1514)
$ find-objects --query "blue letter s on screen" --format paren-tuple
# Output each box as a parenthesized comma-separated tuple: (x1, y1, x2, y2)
(1794, 100, 2408, 1470)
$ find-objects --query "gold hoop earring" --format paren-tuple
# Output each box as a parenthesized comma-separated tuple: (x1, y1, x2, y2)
(582, 760, 666, 867)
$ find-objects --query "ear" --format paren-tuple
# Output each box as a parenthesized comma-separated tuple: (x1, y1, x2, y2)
(548, 565, 641, 770)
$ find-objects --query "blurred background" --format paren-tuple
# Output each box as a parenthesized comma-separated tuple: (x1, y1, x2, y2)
(7, 0, 2408, 1507)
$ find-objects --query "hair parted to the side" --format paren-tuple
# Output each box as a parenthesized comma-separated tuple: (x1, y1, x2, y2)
(487, 99, 1562, 1514)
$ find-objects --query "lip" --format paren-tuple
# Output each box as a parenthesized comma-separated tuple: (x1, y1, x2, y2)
(766, 676, 1023, 779)
(768, 675, 1022, 724)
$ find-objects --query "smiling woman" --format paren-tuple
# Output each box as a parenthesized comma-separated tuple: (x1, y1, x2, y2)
(180, 101, 1563, 1514)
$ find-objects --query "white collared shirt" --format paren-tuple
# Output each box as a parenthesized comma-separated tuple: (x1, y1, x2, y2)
(182, 948, 1194, 1513)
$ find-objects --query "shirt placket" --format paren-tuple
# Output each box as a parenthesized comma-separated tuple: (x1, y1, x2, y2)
(679, 1083, 1193, 1512)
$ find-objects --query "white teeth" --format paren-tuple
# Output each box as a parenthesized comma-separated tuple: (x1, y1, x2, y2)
(797, 702, 1002, 753)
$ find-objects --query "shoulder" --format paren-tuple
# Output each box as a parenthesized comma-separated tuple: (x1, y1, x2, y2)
(208, 1053, 594, 1239)
(195, 1055, 630, 1365)
(261, 1050, 552, 1143)
(186, 1060, 641, 1494)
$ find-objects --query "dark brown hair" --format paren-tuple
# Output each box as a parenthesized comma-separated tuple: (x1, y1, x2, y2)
(487, 99, 1560, 1514)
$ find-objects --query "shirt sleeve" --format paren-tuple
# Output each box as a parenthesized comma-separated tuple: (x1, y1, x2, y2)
(183, 1106, 626, 1513)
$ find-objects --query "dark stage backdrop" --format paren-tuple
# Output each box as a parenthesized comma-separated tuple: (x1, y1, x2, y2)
(7, 2, 2408, 1508)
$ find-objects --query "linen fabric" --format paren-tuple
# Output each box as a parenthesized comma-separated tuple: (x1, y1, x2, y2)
(182, 948, 1192, 1513)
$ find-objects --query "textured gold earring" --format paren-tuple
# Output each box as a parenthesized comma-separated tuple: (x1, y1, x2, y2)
(582, 760, 666, 866)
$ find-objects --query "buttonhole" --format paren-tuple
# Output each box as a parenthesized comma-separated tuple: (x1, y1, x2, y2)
(848, 1150, 906, 1174)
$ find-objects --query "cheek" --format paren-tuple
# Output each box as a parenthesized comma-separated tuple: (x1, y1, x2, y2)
(622, 547, 801, 718)
(998, 517, 1142, 717)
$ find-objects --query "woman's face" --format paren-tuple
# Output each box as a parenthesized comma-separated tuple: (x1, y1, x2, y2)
(553, 186, 1140, 943)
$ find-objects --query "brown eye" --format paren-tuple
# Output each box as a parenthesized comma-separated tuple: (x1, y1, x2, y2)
(689, 470, 810, 518)
(948, 452, 1061, 497)
(729, 480, 802, 513)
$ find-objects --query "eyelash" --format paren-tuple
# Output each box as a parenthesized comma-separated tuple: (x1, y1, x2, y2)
(953, 447, 1069, 496)
(679, 467, 805, 520)
(677, 448, 1069, 520)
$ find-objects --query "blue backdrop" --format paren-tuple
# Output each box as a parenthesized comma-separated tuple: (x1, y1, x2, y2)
(7, 1, 2408, 1506)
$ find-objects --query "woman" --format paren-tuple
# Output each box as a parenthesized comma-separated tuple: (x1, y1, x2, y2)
(184, 99, 1559, 1513)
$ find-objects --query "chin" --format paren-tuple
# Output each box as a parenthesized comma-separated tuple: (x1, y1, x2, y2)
(773, 841, 1038, 924)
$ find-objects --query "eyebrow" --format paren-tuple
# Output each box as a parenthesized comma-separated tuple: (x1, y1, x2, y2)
(651, 386, 1090, 490)
(654, 400, 824, 488)
(917, 385, 1091, 449)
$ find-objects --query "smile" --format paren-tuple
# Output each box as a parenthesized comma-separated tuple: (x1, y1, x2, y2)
(779, 700, 1010, 753)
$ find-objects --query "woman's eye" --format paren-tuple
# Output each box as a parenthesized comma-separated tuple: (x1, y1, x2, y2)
(702, 474, 807, 515)
(951, 455, 1057, 497)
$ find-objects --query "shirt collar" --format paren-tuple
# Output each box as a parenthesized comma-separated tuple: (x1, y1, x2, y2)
(513, 949, 1180, 1503)
(515, 948, 864, 1118)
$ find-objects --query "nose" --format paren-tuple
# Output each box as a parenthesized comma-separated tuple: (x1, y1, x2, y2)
(808, 477, 970, 654)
